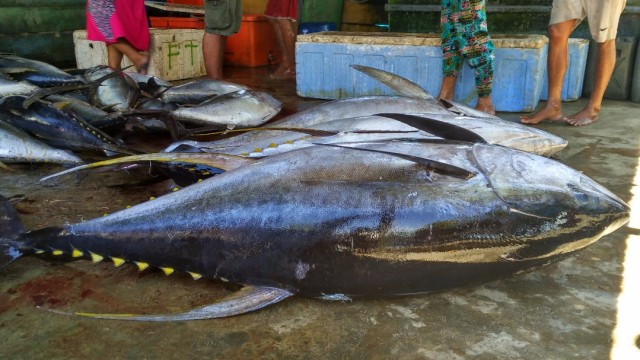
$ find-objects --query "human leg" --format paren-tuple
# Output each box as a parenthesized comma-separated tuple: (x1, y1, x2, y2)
(565, 0, 626, 126)
(520, 20, 575, 124)
(460, 0, 495, 115)
(202, 0, 242, 80)
(269, 18, 296, 78)
(107, 44, 124, 70)
(108, 39, 149, 73)
(565, 39, 616, 126)
(438, 0, 461, 100)
(203, 32, 225, 79)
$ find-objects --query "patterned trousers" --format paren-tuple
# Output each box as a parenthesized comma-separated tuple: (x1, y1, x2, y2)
(441, 0, 495, 98)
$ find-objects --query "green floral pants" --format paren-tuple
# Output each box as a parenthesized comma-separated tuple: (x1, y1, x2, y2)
(441, 0, 494, 98)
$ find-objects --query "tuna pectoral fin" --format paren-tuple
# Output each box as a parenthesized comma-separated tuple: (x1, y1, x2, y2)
(376, 113, 487, 143)
(43, 286, 293, 322)
(0, 161, 15, 172)
(439, 99, 500, 120)
(40, 152, 254, 182)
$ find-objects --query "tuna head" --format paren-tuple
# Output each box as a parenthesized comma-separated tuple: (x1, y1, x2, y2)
(472, 144, 630, 261)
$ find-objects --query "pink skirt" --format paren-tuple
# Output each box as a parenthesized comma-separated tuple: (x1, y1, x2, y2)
(86, 0, 149, 51)
(264, 0, 298, 21)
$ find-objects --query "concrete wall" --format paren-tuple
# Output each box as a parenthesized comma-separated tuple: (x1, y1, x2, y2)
(0, 0, 86, 66)
(386, 1, 640, 38)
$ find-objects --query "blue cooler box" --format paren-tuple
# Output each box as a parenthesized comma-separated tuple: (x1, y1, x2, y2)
(296, 32, 549, 112)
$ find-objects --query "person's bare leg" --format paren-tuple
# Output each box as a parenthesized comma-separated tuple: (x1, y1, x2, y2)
(203, 32, 225, 79)
(109, 39, 149, 74)
(271, 19, 296, 78)
(565, 39, 616, 126)
(476, 95, 496, 115)
(438, 76, 457, 100)
(107, 45, 124, 70)
(520, 20, 575, 124)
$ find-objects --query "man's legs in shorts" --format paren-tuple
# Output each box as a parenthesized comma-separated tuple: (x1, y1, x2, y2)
(520, 19, 575, 125)
(202, 0, 241, 79)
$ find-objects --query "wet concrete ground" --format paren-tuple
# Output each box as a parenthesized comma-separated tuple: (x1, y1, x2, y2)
(1, 65, 639, 359)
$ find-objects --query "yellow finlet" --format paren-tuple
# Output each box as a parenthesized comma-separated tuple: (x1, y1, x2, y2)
(111, 257, 126, 267)
(52, 249, 63, 256)
(35, 249, 45, 255)
(268, 143, 278, 148)
(172, 187, 180, 192)
(160, 267, 175, 276)
(90, 252, 104, 263)
(71, 249, 83, 258)
(188, 272, 203, 280)
(134, 261, 149, 271)
(149, 196, 156, 200)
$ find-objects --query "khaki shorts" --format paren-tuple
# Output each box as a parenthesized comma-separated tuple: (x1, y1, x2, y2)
(204, 0, 242, 36)
(550, 0, 626, 42)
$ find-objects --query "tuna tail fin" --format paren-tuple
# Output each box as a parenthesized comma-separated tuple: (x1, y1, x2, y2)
(0, 195, 25, 270)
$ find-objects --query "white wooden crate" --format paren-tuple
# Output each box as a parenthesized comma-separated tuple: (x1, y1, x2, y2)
(73, 28, 206, 81)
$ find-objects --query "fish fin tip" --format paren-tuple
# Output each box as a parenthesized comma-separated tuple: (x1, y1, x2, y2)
(42, 285, 293, 321)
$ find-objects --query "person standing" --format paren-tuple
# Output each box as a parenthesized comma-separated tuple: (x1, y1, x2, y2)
(520, 0, 627, 126)
(86, 0, 150, 74)
(202, 0, 242, 79)
(438, 0, 496, 115)
(264, 0, 298, 79)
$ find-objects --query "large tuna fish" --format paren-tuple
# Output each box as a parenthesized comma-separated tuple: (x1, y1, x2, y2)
(0, 141, 630, 321)
(0, 54, 87, 87)
(0, 121, 83, 165)
(159, 79, 249, 105)
(0, 95, 137, 155)
(169, 89, 282, 129)
(167, 95, 452, 149)
(166, 113, 567, 157)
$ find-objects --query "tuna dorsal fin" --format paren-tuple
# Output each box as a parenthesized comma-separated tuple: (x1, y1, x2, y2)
(41, 286, 293, 321)
(318, 143, 476, 179)
(350, 64, 434, 100)
(376, 113, 487, 143)
(40, 152, 255, 182)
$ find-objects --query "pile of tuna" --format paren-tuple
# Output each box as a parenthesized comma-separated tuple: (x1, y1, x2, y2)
(0, 56, 630, 321)
(0, 54, 282, 167)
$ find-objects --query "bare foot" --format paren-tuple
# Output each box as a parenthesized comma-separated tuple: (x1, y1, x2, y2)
(475, 97, 496, 115)
(135, 54, 150, 75)
(270, 65, 295, 79)
(520, 102, 563, 125)
(565, 108, 599, 126)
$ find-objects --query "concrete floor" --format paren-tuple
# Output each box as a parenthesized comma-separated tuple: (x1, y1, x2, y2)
(0, 66, 639, 359)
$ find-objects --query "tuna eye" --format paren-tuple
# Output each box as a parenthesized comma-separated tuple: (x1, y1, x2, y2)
(568, 184, 590, 205)
(511, 154, 529, 174)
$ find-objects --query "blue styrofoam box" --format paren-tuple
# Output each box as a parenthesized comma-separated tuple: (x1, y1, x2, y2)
(540, 38, 589, 101)
(299, 22, 337, 34)
(296, 32, 549, 112)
